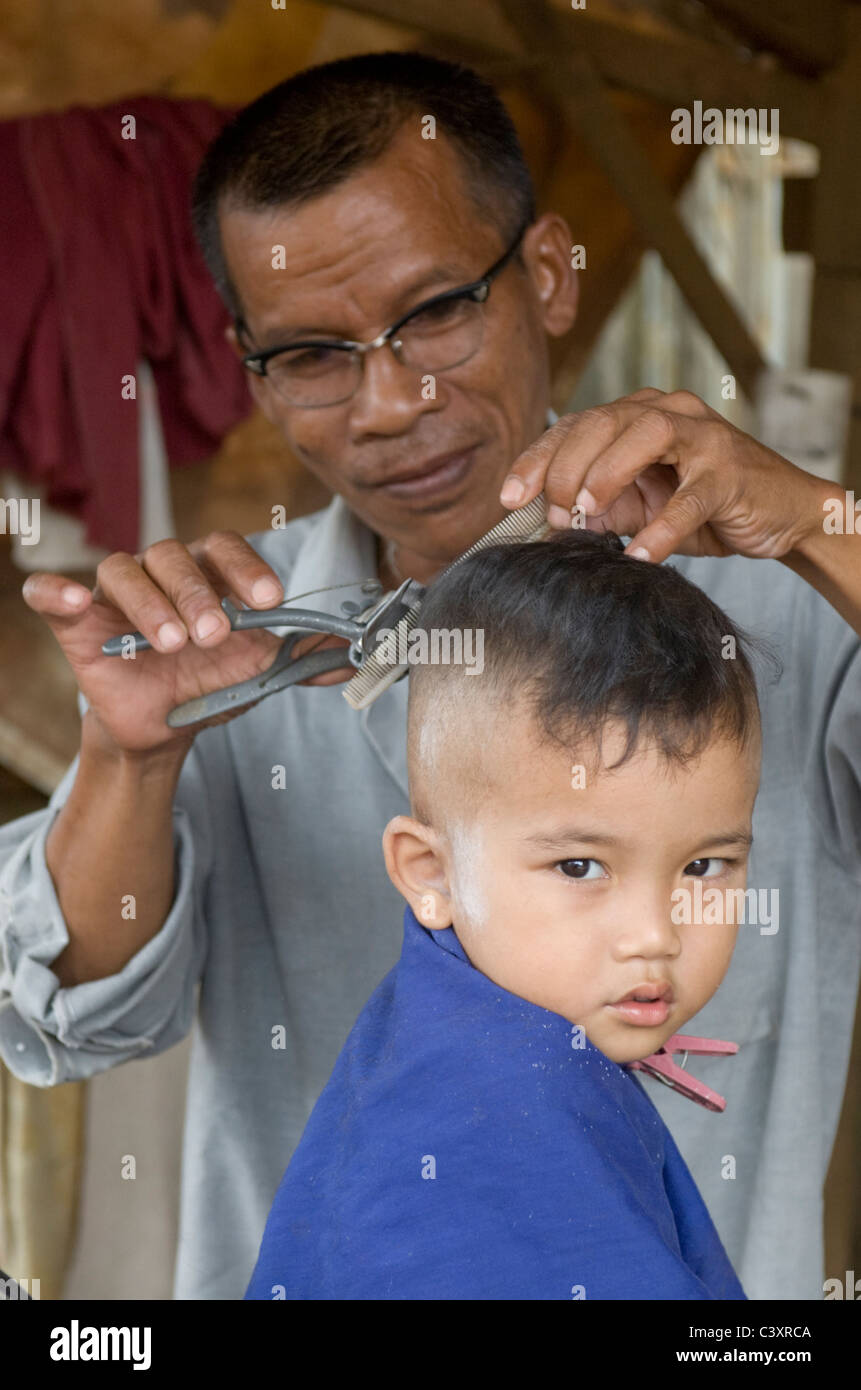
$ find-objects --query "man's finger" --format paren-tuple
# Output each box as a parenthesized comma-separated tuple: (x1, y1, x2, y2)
(21, 572, 93, 621)
(498, 417, 582, 509)
(572, 408, 727, 523)
(188, 530, 284, 608)
(500, 392, 717, 525)
(623, 479, 717, 564)
(290, 632, 355, 686)
(570, 407, 692, 518)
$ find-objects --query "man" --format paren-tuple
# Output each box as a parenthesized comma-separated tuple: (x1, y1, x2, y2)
(1, 52, 859, 1300)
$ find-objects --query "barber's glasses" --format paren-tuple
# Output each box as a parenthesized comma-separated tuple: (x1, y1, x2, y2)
(239, 220, 529, 408)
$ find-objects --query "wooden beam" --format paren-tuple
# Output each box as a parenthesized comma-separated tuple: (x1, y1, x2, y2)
(808, 9, 861, 480)
(494, 0, 767, 399)
(545, 96, 703, 409)
(534, 11, 821, 144)
(326, 0, 821, 143)
(704, 0, 844, 76)
(325, 0, 769, 396)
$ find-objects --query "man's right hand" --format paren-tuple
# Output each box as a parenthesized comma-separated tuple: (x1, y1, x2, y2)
(22, 530, 354, 757)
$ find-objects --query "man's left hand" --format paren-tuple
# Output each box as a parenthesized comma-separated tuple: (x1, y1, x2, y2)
(500, 388, 826, 564)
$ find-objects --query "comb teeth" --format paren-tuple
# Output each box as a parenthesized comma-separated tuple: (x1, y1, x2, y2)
(343, 493, 549, 709)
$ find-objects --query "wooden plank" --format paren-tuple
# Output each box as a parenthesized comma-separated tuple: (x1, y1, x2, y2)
(0, 539, 82, 794)
(0, 715, 71, 797)
(326, 0, 821, 143)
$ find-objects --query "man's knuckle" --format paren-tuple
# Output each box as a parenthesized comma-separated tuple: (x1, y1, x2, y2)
(96, 551, 133, 581)
(196, 531, 220, 557)
(635, 407, 674, 442)
(141, 538, 185, 567)
(627, 387, 664, 402)
(173, 572, 216, 610)
(678, 488, 709, 523)
(667, 389, 704, 413)
(579, 406, 616, 432)
(204, 528, 243, 551)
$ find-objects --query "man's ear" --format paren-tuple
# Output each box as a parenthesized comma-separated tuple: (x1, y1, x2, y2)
(382, 815, 453, 930)
(224, 321, 246, 359)
(522, 211, 579, 339)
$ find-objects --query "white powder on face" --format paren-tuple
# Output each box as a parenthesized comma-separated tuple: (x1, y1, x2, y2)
(418, 706, 440, 769)
(446, 819, 490, 932)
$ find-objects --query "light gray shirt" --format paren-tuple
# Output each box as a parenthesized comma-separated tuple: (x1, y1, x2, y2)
(1, 492, 859, 1300)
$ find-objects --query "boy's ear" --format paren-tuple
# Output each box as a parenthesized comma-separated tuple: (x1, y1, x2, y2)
(382, 815, 453, 930)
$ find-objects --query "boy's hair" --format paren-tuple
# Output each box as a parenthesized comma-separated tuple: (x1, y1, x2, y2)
(191, 50, 536, 323)
(407, 530, 780, 812)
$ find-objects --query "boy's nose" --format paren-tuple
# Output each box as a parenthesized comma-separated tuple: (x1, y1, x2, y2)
(612, 899, 682, 962)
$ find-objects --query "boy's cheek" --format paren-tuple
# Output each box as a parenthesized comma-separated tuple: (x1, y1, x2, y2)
(702, 920, 741, 988)
(673, 925, 739, 1025)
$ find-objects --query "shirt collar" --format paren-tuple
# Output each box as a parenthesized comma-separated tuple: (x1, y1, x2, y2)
(404, 901, 469, 964)
(286, 405, 557, 599)
(282, 491, 378, 604)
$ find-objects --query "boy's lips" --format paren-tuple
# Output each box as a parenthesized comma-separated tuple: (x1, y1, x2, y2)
(607, 981, 674, 1028)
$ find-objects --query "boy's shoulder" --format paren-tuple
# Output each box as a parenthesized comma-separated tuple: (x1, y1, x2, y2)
(247, 906, 743, 1299)
(328, 904, 660, 1137)
(272, 906, 672, 1215)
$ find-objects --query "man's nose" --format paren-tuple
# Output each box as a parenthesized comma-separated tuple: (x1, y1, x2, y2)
(348, 343, 441, 435)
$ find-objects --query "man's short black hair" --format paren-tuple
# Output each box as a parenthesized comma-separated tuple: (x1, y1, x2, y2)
(409, 529, 781, 776)
(191, 50, 536, 323)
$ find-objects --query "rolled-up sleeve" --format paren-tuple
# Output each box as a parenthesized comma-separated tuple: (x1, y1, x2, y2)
(0, 694, 213, 1085)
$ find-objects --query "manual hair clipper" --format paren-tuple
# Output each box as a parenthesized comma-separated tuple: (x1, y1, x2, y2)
(101, 493, 551, 727)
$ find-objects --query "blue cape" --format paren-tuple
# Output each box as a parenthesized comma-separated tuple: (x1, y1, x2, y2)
(246, 905, 746, 1300)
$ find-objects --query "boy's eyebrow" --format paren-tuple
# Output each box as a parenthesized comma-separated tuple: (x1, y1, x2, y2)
(523, 827, 755, 853)
(687, 829, 755, 853)
(523, 828, 623, 851)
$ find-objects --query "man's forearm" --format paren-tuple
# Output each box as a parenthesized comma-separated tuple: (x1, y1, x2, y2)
(46, 713, 192, 987)
(779, 477, 861, 637)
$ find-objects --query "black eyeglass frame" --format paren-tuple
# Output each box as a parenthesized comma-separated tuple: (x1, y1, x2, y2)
(237, 218, 531, 393)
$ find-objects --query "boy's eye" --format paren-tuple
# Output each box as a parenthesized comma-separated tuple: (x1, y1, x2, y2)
(557, 859, 607, 881)
(684, 857, 729, 878)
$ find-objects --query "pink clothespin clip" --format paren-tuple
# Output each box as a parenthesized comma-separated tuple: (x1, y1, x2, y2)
(627, 1033, 738, 1112)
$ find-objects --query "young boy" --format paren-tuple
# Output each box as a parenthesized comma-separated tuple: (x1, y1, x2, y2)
(246, 529, 772, 1300)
